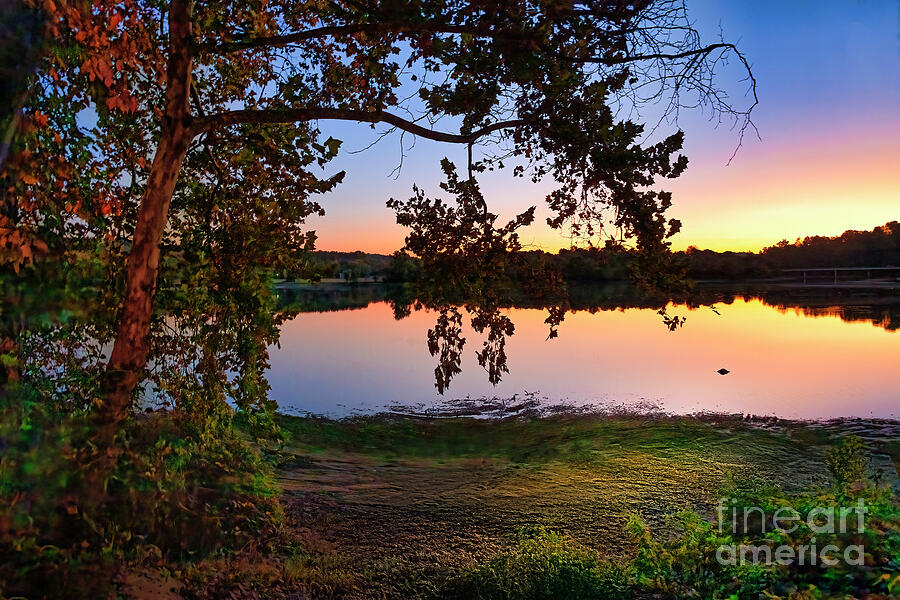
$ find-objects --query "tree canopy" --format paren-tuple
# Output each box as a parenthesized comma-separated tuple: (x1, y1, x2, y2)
(0, 4, 764, 595)
(1, 0, 756, 427)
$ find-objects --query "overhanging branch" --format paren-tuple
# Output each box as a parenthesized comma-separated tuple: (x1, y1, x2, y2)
(192, 107, 525, 144)
(215, 22, 531, 53)
(216, 23, 738, 70)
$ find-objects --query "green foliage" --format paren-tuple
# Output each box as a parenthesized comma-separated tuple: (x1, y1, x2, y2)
(626, 475, 900, 599)
(278, 412, 797, 467)
(824, 435, 869, 492)
(628, 511, 774, 599)
(447, 527, 630, 600)
(0, 390, 282, 599)
(277, 413, 900, 600)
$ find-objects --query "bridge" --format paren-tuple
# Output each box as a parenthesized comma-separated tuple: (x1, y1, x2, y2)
(783, 266, 900, 285)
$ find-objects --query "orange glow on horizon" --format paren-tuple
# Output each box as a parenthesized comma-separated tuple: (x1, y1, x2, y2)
(311, 122, 900, 255)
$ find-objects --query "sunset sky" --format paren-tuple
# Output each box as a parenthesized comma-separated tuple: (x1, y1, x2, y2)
(307, 0, 900, 254)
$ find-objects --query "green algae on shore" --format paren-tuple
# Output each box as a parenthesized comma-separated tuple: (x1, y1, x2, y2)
(273, 413, 900, 599)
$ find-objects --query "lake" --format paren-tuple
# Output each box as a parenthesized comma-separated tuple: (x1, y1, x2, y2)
(268, 284, 899, 419)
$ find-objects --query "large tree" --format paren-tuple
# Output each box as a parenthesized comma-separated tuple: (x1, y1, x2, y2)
(1, 0, 755, 428)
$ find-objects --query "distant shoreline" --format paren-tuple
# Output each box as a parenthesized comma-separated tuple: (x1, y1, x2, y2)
(273, 277, 900, 291)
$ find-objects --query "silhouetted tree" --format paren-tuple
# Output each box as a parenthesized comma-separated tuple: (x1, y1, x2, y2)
(3, 0, 756, 432)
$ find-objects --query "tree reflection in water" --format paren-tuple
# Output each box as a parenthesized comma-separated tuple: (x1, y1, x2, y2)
(276, 281, 900, 393)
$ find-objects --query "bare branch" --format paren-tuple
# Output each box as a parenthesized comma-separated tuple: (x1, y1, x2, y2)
(559, 42, 737, 65)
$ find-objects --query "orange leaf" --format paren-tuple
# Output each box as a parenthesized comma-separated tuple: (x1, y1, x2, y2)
(32, 239, 49, 254)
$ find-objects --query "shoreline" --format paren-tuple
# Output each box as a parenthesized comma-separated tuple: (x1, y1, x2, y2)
(274, 410, 900, 489)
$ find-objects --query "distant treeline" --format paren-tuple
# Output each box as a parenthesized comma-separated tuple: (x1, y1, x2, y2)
(294, 221, 900, 283)
(289, 251, 394, 281)
(683, 220, 900, 279)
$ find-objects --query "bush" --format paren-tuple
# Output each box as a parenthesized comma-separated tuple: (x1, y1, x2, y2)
(447, 526, 630, 600)
(628, 510, 775, 599)
(0, 389, 283, 599)
(628, 473, 900, 599)
(824, 435, 869, 492)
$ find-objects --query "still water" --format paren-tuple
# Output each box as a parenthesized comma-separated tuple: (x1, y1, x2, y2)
(268, 286, 899, 419)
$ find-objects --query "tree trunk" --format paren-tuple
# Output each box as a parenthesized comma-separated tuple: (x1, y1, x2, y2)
(97, 0, 194, 431)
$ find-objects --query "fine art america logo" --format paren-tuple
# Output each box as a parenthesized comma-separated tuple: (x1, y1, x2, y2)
(715, 498, 868, 567)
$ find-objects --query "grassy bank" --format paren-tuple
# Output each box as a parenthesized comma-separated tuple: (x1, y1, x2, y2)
(9, 407, 892, 598)
(272, 413, 900, 599)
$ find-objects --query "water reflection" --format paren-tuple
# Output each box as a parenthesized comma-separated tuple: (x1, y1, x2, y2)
(270, 283, 899, 419)
(275, 283, 900, 332)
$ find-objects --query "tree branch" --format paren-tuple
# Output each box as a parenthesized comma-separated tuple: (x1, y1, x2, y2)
(548, 42, 739, 65)
(216, 23, 738, 70)
(215, 22, 531, 53)
(193, 107, 525, 144)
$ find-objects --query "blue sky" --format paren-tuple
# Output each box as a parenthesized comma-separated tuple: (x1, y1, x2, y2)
(306, 0, 900, 253)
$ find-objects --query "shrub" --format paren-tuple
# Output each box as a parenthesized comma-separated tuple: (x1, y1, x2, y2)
(0, 390, 282, 599)
(628, 470, 900, 599)
(824, 435, 869, 492)
(628, 511, 774, 599)
(447, 526, 630, 600)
